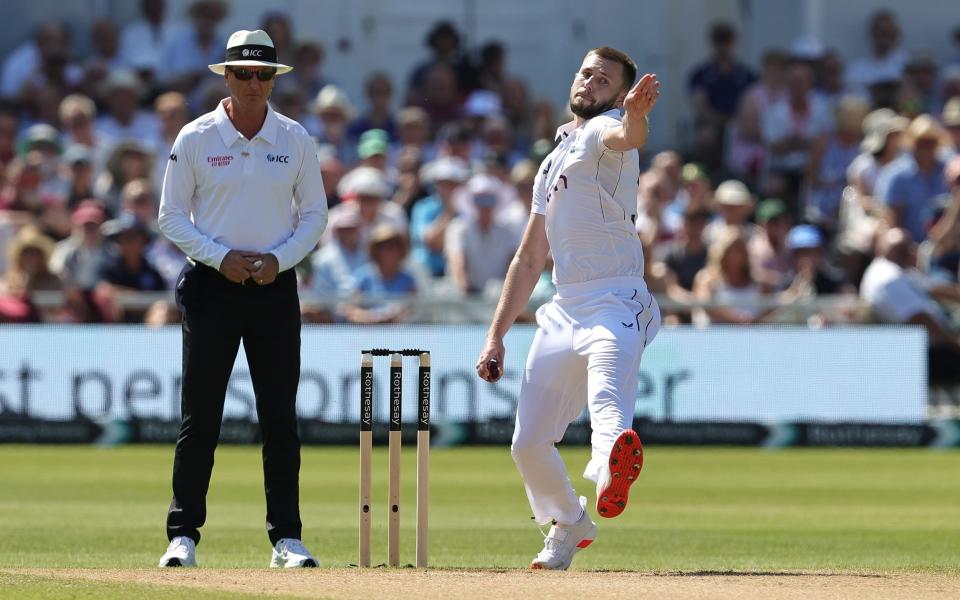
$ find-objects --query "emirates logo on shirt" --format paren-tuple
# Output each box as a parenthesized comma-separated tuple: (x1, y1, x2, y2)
(206, 155, 234, 167)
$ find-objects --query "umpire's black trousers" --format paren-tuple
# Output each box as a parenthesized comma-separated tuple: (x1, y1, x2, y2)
(166, 261, 302, 545)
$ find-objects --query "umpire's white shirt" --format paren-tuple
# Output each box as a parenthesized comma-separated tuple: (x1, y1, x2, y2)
(159, 98, 328, 271)
(532, 108, 646, 294)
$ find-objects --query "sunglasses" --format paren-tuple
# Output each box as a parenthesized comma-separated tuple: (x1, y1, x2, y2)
(228, 67, 276, 82)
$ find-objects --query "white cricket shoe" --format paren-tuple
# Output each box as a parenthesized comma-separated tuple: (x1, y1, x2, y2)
(158, 536, 197, 567)
(270, 538, 318, 568)
(529, 497, 597, 570)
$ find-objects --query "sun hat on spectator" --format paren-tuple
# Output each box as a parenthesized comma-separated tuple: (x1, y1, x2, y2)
(681, 162, 710, 184)
(755, 198, 788, 224)
(465, 90, 502, 118)
(18, 124, 61, 156)
(834, 95, 871, 133)
(903, 114, 951, 151)
(7, 226, 55, 267)
(786, 224, 823, 250)
(72, 200, 106, 226)
(422, 156, 470, 184)
(367, 223, 408, 255)
(338, 166, 391, 199)
(103, 68, 146, 98)
(860, 108, 908, 154)
(101, 212, 153, 242)
(714, 180, 754, 206)
(328, 203, 363, 230)
(942, 97, 960, 128)
(62, 144, 93, 167)
(312, 85, 355, 120)
(357, 129, 389, 160)
(208, 29, 292, 75)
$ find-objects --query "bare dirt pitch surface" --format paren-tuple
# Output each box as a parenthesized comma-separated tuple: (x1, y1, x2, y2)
(10, 568, 960, 600)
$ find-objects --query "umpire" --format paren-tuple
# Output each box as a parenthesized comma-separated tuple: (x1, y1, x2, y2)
(157, 29, 327, 568)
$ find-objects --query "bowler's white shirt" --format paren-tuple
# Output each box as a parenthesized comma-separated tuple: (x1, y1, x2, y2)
(158, 98, 328, 271)
(531, 108, 645, 291)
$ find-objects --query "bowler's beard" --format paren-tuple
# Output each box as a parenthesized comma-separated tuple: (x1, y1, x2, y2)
(569, 95, 619, 120)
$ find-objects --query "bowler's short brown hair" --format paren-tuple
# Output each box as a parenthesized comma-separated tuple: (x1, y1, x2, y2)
(587, 46, 637, 92)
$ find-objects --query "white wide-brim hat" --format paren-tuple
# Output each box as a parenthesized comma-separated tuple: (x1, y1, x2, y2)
(208, 29, 292, 75)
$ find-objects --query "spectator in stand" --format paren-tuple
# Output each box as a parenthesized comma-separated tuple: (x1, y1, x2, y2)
(943, 97, 960, 161)
(118, 178, 158, 226)
(152, 92, 190, 190)
(393, 107, 434, 164)
(274, 88, 322, 138)
(98, 213, 165, 292)
(687, 21, 756, 171)
(500, 159, 536, 240)
(693, 227, 771, 325)
(312, 85, 356, 164)
(276, 41, 329, 100)
(0, 153, 48, 214)
(445, 174, 517, 296)
(635, 169, 678, 244)
(317, 144, 345, 208)
(901, 54, 939, 117)
(260, 11, 295, 67)
(49, 199, 109, 290)
(95, 69, 160, 146)
(675, 162, 714, 215)
(82, 19, 124, 100)
(920, 157, 960, 282)
(348, 72, 397, 144)
(860, 227, 960, 385)
(0, 106, 18, 166)
(784, 224, 854, 296)
(390, 145, 428, 216)
(762, 57, 834, 218)
(60, 145, 96, 210)
(657, 205, 711, 292)
(748, 198, 794, 291)
(435, 122, 472, 163)
(329, 166, 407, 245)
(874, 114, 949, 243)
(119, 0, 177, 85)
(846, 10, 908, 93)
(309, 202, 368, 299)
(345, 224, 417, 324)
(159, 0, 227, 94)
(705, 179, 756, 244)
(1, 20, 81, 102)
(815, 50, 848, 111)
(94, 139, 155, 216)
(407, 21, 464, 104)
(59, 94, 110, 173)
(4, 225, 62, 296)
(410, 156, 469, 278)
(412, 63, 463, 130)
(807, 95, 870, 226)
(355, 129, 390, 173)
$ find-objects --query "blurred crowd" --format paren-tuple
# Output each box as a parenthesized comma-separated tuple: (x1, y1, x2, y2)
(0, 3, 959, 351)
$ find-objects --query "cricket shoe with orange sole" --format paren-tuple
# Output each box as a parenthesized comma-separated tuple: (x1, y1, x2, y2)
(596, 429, 643, 518)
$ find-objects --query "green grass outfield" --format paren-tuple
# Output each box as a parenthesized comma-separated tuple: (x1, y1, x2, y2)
(1, 445, 958, 578)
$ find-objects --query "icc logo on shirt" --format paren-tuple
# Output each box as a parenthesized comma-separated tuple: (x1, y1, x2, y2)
(267, 154, 290, 163)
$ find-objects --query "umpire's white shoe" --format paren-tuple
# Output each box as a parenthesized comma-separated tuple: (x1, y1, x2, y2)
(158, 536, 197, 567)
(271, 538, 318, 568)
(529, 497, 597, 570)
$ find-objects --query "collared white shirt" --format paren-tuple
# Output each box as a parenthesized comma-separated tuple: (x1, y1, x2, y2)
(531, 108, 645, 288)
(158, 98, 328, 271)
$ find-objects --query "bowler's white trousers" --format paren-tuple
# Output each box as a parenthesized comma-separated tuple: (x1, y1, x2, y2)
(511, 276, 660, 525)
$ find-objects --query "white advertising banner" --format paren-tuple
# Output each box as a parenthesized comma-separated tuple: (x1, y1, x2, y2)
(0, 324, 927, 425)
